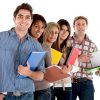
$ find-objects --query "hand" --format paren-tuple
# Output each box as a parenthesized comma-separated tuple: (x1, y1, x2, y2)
(78, 53, 91, 63)
(0, 93, 4, 100)
(61, 64, 72, 74)
(95, 70, 100, 76)
(18, 63, 32, 77)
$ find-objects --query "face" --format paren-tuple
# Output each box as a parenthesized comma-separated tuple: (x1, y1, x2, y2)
(59, 25, 69, 41)
(47, 26, 59, 44)
(31, 20, 45, 40)
(13, 9, 32, 32)
(73, 19, 87, 35)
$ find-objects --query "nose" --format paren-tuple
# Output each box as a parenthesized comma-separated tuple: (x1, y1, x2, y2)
(21, 17, 27, 23)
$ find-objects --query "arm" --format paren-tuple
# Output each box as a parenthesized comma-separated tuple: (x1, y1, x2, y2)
(18, 63, 44, 81)
(60, 64, 73, 74)
(28, 71, 44, 81)
(95, 70, 100, 76)
(78, 53, 91, 63)
(0, 93, 4, 100)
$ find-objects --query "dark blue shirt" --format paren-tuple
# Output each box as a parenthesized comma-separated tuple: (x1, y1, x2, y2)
(0, 28, 45, 92)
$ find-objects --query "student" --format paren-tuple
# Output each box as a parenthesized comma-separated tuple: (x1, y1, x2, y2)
(29, 14, 47, 44)
(37, 22, 60, 100)
(0, 3, 45, 100)
(51, 19, 78, 100)
(28, 13, 52, 100)
(68, 16, 97, 100)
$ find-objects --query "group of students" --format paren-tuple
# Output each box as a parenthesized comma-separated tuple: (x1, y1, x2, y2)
(0, 2, 100, 100)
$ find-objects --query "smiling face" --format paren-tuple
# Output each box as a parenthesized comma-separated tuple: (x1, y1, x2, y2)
(46, 26, 59, 44)
(59, 25, 69, 41)
(14, 9, 32, 33)
(31, 20, 45, 40)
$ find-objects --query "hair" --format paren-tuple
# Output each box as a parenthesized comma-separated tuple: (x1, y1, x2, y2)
(73, 16, 88, 26)
(52, 19, 71, 51)
(58, 19, 71, 50)
(13, 3, 33, 18)
(29, 14, 47, 43)
(43, 22, 60, 43)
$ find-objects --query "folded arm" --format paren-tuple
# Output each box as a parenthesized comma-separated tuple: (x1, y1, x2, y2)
(18, 63, 44, 81)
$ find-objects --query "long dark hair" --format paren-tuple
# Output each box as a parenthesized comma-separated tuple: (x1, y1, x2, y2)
(52, 19, 71, 51)
(58, 19, 71, 51)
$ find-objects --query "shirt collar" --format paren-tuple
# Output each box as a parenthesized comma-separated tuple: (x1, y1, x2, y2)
(72, 32, 90, 41)
(10, 27, 30, 40)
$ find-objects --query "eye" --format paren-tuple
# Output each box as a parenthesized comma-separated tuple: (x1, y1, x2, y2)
(55, 32, 58, 35)
(26, 16, 31, 20)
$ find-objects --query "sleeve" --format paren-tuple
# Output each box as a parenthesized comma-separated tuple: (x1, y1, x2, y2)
(42, 44, 52, 67)
(34, 41, 45, 72)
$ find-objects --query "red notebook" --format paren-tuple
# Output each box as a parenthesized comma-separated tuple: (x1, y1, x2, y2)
(66, 47, 79, 65)
(44, 65, 70, 83)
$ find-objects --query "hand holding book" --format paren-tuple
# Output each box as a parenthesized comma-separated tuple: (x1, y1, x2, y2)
(18, 62, 32, 78)
(44, 65, 70, 82)
(18, 51, 47, 79)
(95, 70, 100, 76)
(61, 64, 72, 74)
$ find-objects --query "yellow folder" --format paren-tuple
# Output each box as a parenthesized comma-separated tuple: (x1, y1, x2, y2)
(51, 48, 62, 65)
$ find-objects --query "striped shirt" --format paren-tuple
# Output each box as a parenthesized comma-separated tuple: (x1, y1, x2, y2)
(0, 28, 45, 92)
(67, 33, 97, 78)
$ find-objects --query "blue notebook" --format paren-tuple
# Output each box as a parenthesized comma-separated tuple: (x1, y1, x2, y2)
(18, 51, 47, 79)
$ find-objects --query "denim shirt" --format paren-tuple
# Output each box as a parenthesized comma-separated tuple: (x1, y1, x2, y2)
(0, 28, 45, 92)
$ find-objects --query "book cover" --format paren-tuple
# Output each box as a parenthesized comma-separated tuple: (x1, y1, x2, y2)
(18, 51, 47, 79)
(90, 51, 100, 67)
(66, 47, 79, 65)
(51, 48, 62, 65)
(85, 66, 100, 73)
(44, 65, 70, 83)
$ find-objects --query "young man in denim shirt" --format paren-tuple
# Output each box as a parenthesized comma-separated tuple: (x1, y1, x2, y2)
(0, 3, 45, 100)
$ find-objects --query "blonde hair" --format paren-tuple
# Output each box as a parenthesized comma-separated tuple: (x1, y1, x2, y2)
(43, 22, 60, 42)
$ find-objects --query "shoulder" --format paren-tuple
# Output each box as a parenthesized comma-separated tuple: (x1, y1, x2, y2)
(86, 35, 97, 46)
(0, 30, 11, 39)
(28, 36, 43, 51)
(66, 37, 73, 47)
(86, 35, 98, 51)
(42, 43, 51, 51)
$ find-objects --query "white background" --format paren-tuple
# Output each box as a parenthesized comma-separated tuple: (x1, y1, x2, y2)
(0, 0, 100, 99)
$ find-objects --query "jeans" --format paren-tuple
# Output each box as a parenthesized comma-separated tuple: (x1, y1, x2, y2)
(72, 80, 94, 100)
(34, 88, 51, 100)
(4, 92, 33, 100)
(51, 86, 72, 100)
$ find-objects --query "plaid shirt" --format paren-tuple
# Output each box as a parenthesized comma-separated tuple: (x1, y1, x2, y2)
(67, 33, 98, 79)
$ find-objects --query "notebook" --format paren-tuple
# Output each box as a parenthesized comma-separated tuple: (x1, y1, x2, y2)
(85, 66, 100, 73)
(90, 51, 100, 67)
(18, 51, 47, 79)
(44, 65, 70, 83)
(51, 48, 62, 65)
(66, 47, 79, 65)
